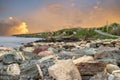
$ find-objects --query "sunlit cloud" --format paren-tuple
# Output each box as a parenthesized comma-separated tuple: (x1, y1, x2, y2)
(0, 17, 29, 36)
(28, 1, 120, 32)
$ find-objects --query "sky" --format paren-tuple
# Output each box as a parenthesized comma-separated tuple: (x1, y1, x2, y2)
(0, 0, 120, 35)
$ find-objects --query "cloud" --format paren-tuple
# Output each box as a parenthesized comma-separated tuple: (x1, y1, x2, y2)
(0, 17, 29, 36)
(28, 3, 83, 32)
(28, 0, 120, 32)
(0, 7, 7, 12)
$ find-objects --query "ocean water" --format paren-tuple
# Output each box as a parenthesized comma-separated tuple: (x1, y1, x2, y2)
(0, 36, 40, 47)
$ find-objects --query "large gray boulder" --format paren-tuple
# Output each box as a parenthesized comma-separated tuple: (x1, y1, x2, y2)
(2, 51, 23, 65)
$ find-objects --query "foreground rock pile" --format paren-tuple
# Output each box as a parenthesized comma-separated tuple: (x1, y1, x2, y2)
(0, 39, 120, 80)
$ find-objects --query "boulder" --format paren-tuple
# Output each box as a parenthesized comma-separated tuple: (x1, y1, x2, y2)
(2, 51, 23, 64)
(73, 55, 94, 64)
(20, 61, 42, 79)
(106, 64, 120, 74)
(59, 51, 81, 59)
(38, 51, 54, 57)
(0, 47, 13, 51)
(95, 59, 117, 65)
(115, 43, 120, 49)
(38, 47, 58, 57)
(22, 47, 34, 52)
(90, 43, 97, 48)
(74, 48, 97, 56)
(22, 52, 41, 60)
(33, 46, 49, 54)
(76, 62, 106, 76)
(112, 70, 120, 78)
(94, 50, 120, 61)
(0, 51, 9, 60)
(7, 63, 20, 76)
(48, 59, 82, 80)
(0, 63, 20, 80)
(48, 47, 58, 54)
(20, 56, 55, 80)
(96, 47, 119, 54)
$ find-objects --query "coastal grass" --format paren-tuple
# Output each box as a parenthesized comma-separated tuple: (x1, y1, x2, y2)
(14, 23, 120, 39)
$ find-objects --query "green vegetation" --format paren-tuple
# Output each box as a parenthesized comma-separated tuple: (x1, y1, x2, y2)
(14, 23, 120, 39)
(97, 23, 120, 36)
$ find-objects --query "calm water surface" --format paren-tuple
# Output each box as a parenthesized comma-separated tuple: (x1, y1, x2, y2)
(0, 36, 40, 47)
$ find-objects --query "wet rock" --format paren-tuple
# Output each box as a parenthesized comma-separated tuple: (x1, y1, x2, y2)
(73, 55, 94, 64)
(76, 62, 106, 76)
(106, 64, 120, 74)
(48, 59, 82, 80)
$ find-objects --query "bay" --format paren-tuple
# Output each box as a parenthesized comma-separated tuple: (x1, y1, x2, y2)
(0, 36, 40, 47)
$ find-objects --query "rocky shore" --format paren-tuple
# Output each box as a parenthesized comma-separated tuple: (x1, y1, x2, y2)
(0, 39, 120, 80)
